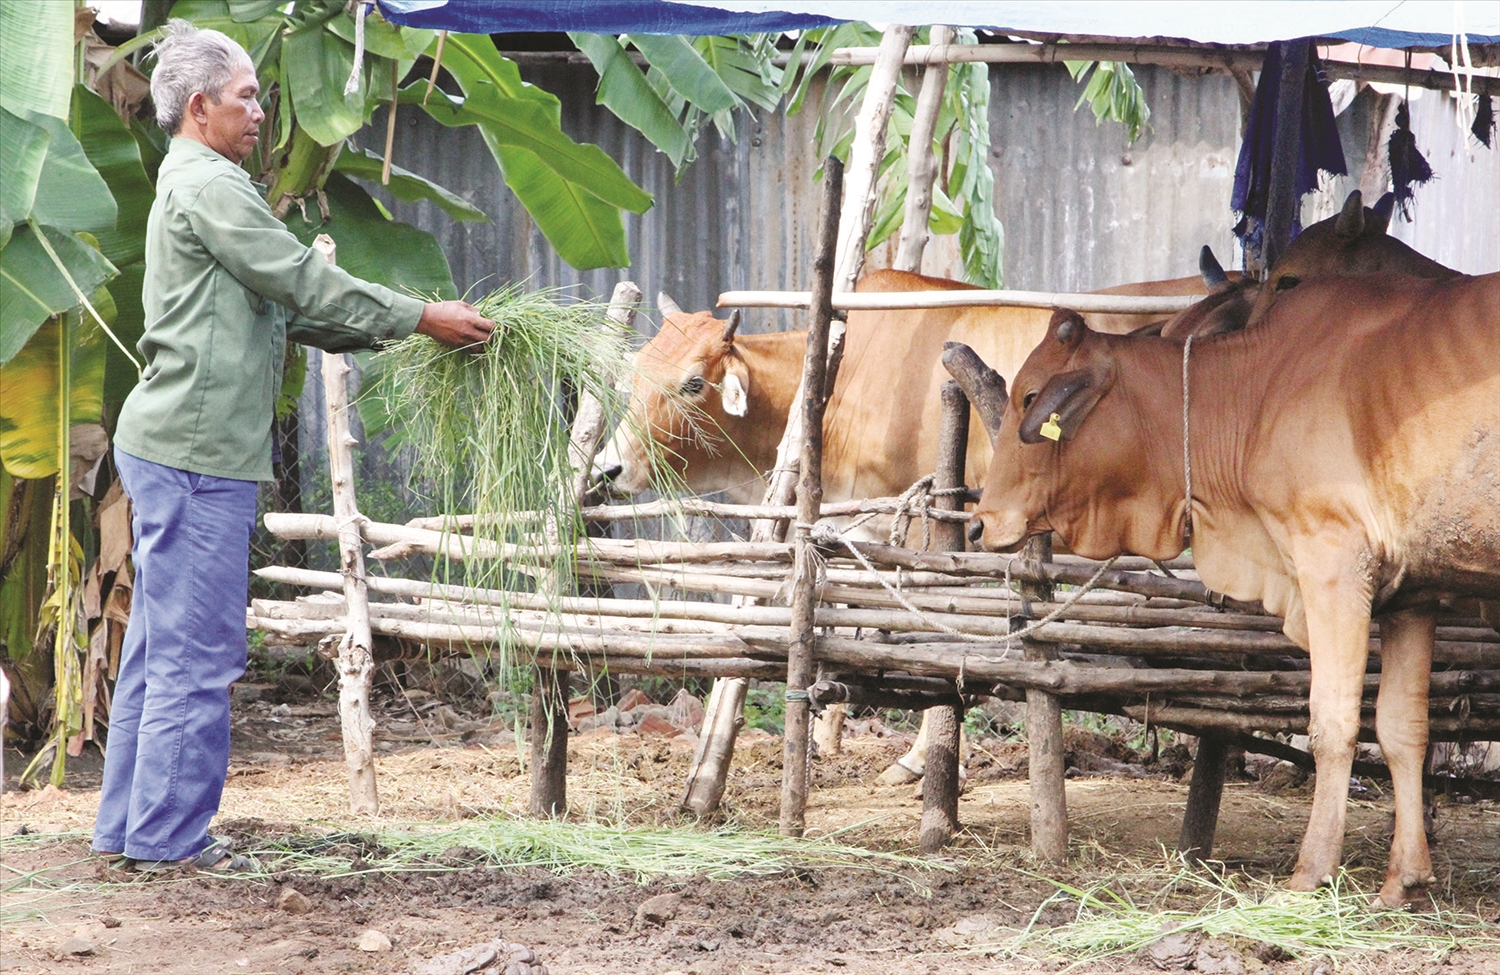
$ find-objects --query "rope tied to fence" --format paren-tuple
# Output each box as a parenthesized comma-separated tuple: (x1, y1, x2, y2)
(801, 521, 1121, 645)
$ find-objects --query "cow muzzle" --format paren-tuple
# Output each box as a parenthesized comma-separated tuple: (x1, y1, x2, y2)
(966, 509, 1028, 553)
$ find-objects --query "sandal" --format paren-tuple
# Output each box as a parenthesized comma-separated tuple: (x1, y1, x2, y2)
(133, 837, 259, 874)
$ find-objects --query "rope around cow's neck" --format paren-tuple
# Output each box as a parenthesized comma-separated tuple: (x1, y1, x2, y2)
(1182, 333, 1195, 543)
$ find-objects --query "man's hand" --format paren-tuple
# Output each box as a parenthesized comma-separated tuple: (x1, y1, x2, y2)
(416, 301, 495, 348)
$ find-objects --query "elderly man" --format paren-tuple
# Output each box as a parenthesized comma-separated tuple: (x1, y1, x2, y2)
(93, 21, 493, 872)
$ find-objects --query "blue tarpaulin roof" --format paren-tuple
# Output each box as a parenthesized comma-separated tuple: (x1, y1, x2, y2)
(377, 0, 1500, 47)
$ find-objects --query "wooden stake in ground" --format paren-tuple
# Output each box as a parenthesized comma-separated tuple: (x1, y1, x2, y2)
(919, 380, 968, 853)
(781, 158, 844, 838)
(530, 282, 642, 818)
(1178, 731, 1231, 863)
(313, 232, 378, 815)
(1023, 534, 1066, 861)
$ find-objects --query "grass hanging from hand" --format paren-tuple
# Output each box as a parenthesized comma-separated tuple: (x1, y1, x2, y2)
(374, 284, 634, 674)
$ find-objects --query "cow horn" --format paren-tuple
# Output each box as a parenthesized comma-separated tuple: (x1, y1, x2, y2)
(1334, 190, 1365, 238)
(721, 310, 741, 342)
(658, 292, 684, 317)
(1371, 192, 1395, 233)
(1052, 309, 1084, 345)
(1199, 245, 1228, 288)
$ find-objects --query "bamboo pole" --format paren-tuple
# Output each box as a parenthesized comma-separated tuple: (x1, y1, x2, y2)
(821, 42, 1500, 97)
(919, 381, 968, 853)
(717, 289, 1201, 314)
(323, 344, 379, 815)
(782, 157, 843, 838)
(894, 26, 952, 274)
(408, 494, 978, 530)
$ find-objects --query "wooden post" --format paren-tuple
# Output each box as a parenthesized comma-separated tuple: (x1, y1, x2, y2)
(919, 380, 968, 853)
(682, 676, 747, 814)
(324, 352, 380, 815)
(530, 282, 641, 819)
(1023, 533, 1067, 861)
(1178, 731, 1231, 863)
(1259, 37, 1311, 274)
(312, 235, 379, 816)
(528, 660, 569, 816)
(941, 342, 1007, 448)
(780, 158, 843, 838)
(895, 26, 953, 274)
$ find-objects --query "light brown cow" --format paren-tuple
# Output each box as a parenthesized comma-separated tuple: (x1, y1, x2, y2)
(600, 269, 1210, 509)
(597, 268, 1214, 784)
(970, 271, 1500, 907)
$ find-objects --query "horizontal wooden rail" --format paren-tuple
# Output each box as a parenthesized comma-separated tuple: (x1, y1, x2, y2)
(717, 289, 1201, 314)
(825, 42, 1500, 96)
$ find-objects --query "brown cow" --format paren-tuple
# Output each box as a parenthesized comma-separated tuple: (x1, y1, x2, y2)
(969, 271, 1500, 907)
(1162, 190, 1458, 340)
(599, 269, 1210, 510)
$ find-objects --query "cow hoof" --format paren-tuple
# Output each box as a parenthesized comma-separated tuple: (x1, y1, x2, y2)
(877, 761, 922, 786)
(1373, 883, 1433, 912)
(1285, 868, 1328, 893)
(1375, 872, 1437, 911)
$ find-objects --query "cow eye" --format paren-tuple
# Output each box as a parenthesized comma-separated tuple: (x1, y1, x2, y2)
(1275, 275, 1301, 291)
(1023, 391, 1038, 409)
(679, 375, 706, 396)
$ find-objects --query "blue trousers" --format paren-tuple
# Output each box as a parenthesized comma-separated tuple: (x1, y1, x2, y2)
(93, 448, 258, 860)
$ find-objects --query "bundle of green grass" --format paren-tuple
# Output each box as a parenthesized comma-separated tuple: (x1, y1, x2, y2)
(375, 284, 633, 594)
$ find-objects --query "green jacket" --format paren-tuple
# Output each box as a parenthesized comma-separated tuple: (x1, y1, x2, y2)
(114, 138, 424, 481)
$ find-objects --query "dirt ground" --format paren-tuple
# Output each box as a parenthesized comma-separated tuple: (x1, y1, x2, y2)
(4, 680, 1500, 975)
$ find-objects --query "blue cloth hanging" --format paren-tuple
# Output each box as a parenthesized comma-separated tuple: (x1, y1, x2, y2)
(1231, 42, 1348, 263)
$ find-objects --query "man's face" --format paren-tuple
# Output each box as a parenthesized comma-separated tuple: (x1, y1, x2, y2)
(195, 61, 263, 163)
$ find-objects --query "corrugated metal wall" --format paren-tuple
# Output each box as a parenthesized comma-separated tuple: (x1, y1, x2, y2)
(364, 60, 1496, 327)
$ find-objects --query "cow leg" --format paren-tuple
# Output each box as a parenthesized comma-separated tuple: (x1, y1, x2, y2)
(813, 702, 846, 757)
(1288, 557, 1373, 892)
(878, 709, 932, 785)
(1373, 607, 1436, 908)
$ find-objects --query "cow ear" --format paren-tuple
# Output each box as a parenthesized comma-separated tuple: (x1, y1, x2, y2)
(720, 356, 750, 417)
(1051, 309, 1086, 347)
(1018, 364, 1115, 444)
(1371, 192, 1395, 233)
(1334, 190, 1365, 238)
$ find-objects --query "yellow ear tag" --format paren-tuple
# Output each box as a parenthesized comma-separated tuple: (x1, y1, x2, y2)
(1039, 412, 1063, 442)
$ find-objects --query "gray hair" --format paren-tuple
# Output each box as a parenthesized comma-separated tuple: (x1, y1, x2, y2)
(149, 19, 253, 135)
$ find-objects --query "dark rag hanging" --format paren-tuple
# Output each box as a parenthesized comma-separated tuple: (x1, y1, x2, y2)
(1473, 94, 1495, 148)
(1388, 100, 1435, 219)
(1231, 41, 1348, 263)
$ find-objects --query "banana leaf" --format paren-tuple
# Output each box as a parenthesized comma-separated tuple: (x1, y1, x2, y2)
(282, 20, 370, 147)
(25, 112, 116, 235)
(281, 172, 455, 299)
(71, 86, 153, 267)
(571, 33, 690, 168)
(0, 225, 118, 366)
(0, 107, 49, 249)
(332, 146, 488, 223)
(0, 1, 73, 121)
(0, 305, 111, 479)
